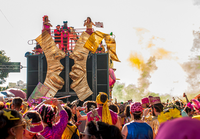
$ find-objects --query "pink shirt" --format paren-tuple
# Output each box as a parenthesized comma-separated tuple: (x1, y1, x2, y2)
(40, 110, 68, 139)
(87, 107, 118, 125)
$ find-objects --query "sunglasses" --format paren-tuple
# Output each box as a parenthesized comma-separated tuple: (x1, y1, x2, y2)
(13, 121, 26, 129)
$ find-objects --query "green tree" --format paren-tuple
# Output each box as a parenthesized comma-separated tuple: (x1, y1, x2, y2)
(112, 82, 125, 102)
(124, 84, 141, 102)
(112, 81, 174, 103)
(0, 50, 10, 84)
(0, 86, 8, 91)
(22, 88, 27, 93)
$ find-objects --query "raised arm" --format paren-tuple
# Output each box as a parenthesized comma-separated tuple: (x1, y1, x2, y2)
(84, 21, 87, 26)
(52, 98, 68, 137)
(52, 98, 65, 112)
(43, 21, 52, 27)
(33, 100, 46, 110)
(76, 106, 87, 121)
(183, 93, 189, 103)
(92, 22, 96, 26)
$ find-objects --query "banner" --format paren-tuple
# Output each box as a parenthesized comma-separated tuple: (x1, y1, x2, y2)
(95, 22, 104, 28)
(27, 82, 50, 106)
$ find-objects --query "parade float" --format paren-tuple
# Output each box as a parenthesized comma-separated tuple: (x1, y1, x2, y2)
(26, 16, 120, 101)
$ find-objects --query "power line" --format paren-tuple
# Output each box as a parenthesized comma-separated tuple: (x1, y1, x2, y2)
(0, 9, 14, 28)
(0, 9, 25, 40)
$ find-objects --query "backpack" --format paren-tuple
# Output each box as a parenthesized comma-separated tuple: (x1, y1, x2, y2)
(67, 124, 79, 139)
(70, 128, 79, 139)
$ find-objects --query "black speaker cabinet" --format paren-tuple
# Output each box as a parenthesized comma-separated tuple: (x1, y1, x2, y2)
(26, 53, 109, 101)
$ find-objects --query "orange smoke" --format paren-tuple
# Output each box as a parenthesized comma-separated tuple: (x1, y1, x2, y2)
(147, 36, 165, 48)
(128, 52, 144, 70)
(133, 27, 150, 44)
(147, 36, 156, 48)
(152, 48, 172, 59)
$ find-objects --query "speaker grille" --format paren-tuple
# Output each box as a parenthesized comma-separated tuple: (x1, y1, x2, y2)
(27, 53, 109, 101)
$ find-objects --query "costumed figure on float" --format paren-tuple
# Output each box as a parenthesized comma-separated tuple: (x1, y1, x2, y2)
(84, 17, 96, 35)
(54, 25, 62, 50)
(61, 21, 70, 52)
(109, 59, 116, 98)
(42, 15, 52, 34)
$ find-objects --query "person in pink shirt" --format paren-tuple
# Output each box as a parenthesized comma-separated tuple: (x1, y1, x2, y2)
(86, 92, 121, 129)
(37, 98, 68, 139)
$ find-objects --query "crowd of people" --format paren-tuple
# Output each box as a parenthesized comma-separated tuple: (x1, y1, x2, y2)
(1, 91, 200, 139)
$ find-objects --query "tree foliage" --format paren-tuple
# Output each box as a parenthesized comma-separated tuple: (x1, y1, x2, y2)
(112, 81, 173, 103)
(0, 50, 10, 84)
(21, 88, 27, 93)
(0, 86, 8, 91)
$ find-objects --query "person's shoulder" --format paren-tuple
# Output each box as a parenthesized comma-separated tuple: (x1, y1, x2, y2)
(109, 109, 118, 116)
(87, 108, 99, 115)
(109, 108, 116, 113)
(124, 122, 131, 127)
(143, 122, 153, 130)
(67, 123, 77, 129)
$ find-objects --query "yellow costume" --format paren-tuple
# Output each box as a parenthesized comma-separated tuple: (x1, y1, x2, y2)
(86, 22, 93, 29)
(61, 123, 79, 139)
(96, 92, 113, 125)
(144, 115, 159, 138)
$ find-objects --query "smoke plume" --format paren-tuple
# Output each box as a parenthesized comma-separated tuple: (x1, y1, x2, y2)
(128, 52, 144, 70)
(133, 27, 150, 44)
(152, 48, 173, 60)
(182, 30, 200, 93)
(182, 56, 200, 92)
(138, 56, 157, 92)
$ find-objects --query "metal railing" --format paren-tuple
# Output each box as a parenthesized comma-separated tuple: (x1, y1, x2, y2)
(28, 27, 87, 54)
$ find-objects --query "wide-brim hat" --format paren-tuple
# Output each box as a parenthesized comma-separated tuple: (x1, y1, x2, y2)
(149, 97, 161, 105)
(23, 112, 44, 133)
(27, 122, 44, 133)
(141, 97, 149, 104)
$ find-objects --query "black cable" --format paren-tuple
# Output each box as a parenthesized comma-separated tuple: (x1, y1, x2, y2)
(0, 9, 25, 40)
(0, 9, 14, 28)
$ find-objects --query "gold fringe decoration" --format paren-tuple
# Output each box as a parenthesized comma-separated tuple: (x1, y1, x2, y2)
(70, 31, 120, 100)
(69, 32, 93, 100)
(84, 31, 120, 62)
(35, 31, 66, 97)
